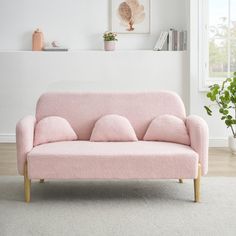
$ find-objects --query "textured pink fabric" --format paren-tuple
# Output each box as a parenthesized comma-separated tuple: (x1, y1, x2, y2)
(16, 92, 208, 180)
(186, 115, 209, 175)
(143, 115, 190, 145)
(16, 116, 36, 175)
(34, 116, 78, 146)
(27, 141, 199, 179)
(36, 91, 186, 140)
(90, 114, 138, 142)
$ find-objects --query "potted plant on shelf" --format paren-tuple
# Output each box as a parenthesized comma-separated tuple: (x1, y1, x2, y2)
(103, 31, 118, 51)
(204, 72, 236, 154)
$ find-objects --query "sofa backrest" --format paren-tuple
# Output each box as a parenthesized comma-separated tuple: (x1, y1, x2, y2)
(36, 91, 186, 140)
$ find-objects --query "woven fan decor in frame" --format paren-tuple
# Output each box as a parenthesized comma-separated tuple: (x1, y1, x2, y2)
(111, 0, 150, 34)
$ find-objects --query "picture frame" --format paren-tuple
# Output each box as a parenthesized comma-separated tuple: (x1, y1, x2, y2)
(110, 0, 150, 34)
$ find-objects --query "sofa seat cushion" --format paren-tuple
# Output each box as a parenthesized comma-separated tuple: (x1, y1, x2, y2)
(27, 141, 199, 179)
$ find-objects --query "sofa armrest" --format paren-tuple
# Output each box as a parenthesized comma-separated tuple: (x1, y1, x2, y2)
(16, 116, 36, 175)
(186, 115, 209, 176)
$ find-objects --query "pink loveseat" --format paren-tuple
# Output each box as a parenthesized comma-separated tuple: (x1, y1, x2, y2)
(16, 91, 208, 202)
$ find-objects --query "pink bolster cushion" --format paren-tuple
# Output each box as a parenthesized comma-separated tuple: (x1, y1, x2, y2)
(34, 116, 78, 146)
(143, 114, 190, 145)
(90, 114, 138, 142)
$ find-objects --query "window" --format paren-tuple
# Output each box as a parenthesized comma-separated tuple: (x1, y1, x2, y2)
(199, 0, 236, 89)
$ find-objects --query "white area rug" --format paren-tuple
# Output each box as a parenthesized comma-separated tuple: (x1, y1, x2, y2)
(0, 177, 236, 236)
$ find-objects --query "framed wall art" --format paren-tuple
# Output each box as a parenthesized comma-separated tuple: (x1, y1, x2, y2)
(111, 0, 150, 34)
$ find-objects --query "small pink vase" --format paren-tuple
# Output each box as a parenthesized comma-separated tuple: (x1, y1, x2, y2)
(32, 29, 44, 51)
(104, 41, 116, 51)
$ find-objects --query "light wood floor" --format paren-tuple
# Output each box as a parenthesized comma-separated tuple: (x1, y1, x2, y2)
(0, 143, 236, 176)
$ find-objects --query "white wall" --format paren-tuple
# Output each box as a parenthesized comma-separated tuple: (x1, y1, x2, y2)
(0, 0, 187, 50)
(0, 0, 188, 142)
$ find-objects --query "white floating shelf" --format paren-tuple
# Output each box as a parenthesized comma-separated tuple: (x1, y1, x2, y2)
(0, 50, 187, 53)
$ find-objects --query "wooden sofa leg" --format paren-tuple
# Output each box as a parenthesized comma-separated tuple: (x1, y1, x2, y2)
(24, 162, 31, 203)
(194, 163, 201, 203)
(179, 179, 183, 183)
(39, 179, 44, 183)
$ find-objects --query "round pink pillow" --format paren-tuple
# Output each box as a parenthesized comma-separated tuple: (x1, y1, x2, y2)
(143, 115, 190, 145)
(34, 116, 78, 146)
(90, 114, 138, 142)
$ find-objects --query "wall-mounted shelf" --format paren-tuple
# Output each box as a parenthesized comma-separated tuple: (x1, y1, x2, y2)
(0, 50, 187, 53)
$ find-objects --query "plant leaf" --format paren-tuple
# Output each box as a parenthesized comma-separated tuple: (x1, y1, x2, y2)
(204, 106, 212, 116)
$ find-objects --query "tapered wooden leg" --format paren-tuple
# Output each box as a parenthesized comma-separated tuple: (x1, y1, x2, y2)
(179, 179, 183, 183)
(39, 179, 44, 183)
(24, 162, 31, 203)
(194, 163, 201, 203)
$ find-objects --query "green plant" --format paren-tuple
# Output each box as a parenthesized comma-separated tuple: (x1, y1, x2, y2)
(103, 31, 118, 41)
(204, 72, 236, 138)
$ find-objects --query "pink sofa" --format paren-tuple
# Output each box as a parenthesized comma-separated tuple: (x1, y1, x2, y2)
(16, 91, 208, 202)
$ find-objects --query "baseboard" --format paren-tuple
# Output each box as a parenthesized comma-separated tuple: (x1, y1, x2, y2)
(209, 138, 228, 147)
(0, 133, 228, 147)
(0, 133, 16, 143)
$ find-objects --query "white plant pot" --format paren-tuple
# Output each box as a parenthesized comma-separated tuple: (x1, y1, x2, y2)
(104, 41, 116, 51)
(228, 135, 236, 154)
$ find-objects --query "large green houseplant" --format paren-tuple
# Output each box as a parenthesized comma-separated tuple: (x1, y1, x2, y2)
(204, 72, 236, 153)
